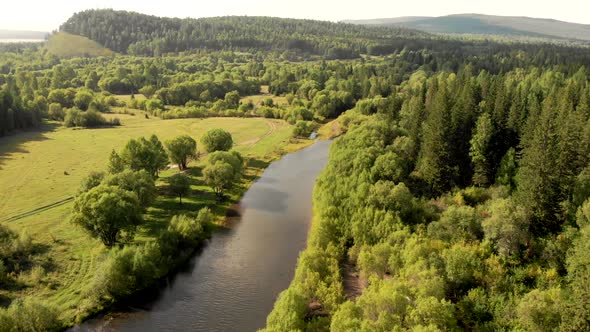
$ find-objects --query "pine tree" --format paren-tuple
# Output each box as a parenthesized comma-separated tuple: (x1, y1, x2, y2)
(470, 113, 493, 186)
(415, 79, 455, 195)
(516, 93, 562, 235)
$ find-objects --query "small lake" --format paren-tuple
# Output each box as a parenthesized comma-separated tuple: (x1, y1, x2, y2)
(73, 140, 332, 332)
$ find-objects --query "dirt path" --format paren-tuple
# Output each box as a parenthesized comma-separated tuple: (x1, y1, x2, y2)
(342, 261, 365, 301)
(239, 120, 277, 147)
(1, 196, 74, 223)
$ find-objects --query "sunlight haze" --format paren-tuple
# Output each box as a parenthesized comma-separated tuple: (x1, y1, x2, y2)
(1, 0, 589, 31)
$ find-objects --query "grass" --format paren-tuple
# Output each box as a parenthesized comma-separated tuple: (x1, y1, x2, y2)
(46, 32, 114, 58)
(0, 114, 310, 324)
(240, 94, 288, 109)
(114, 94, 147, 104)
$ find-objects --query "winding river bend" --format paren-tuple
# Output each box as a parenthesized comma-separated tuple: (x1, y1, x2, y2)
(75, 140, 332, 332)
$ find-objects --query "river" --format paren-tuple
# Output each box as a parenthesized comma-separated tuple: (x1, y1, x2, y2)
(74, 140, 332, 332)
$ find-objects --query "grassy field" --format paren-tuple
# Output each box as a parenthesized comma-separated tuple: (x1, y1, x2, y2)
(46, 32, 114, 58)
(0, 115, 308, 323)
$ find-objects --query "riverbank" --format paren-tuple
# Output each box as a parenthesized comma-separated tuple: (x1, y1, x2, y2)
(0, 115, 312, 329)
(72, 140, 332, 331)
(63, 137, 316, 330)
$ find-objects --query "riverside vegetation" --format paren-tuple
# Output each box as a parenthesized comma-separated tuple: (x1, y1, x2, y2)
(1, 8, 590, 331)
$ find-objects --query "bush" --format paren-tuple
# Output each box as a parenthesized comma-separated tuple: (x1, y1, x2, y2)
(64, 109, 120, 128)
(166, 211, 211, 249)
(94, 208, 213, 300)
(292, 120, 317, 138)
(201, 129, 234, 153)
(0, 298, 61, 331)
(94, 244, 161, 300)
(48, 103, 65, 121)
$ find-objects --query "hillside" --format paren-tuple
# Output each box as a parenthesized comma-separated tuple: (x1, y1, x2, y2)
(59, 9, 428, 58)
(46, 32, 114, 57)
(344, 14, 590, 41)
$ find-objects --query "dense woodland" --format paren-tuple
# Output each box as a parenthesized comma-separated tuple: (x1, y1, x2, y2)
(60, 9, 427, 57)
(1, 10, 590, 331)
(263, 65, 590, 331)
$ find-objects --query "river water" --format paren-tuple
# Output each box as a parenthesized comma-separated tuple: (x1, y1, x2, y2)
(74, 140, 332, 332)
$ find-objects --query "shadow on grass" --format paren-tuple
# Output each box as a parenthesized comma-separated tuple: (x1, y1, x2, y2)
(0, 122, 60, 169)
(141, 167, 219, 238)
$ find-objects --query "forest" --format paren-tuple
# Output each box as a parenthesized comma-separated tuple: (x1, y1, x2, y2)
(1, 9, 590, 331)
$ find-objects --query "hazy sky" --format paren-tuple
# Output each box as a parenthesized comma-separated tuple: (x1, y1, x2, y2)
(2, 0, 589, 31)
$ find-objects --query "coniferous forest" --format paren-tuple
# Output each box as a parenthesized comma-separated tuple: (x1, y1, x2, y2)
(1, 8, 590, 331)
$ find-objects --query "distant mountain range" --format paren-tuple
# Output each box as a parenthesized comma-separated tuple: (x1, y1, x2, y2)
(343, 14, 590, 41)
(0, 30, 48, 40)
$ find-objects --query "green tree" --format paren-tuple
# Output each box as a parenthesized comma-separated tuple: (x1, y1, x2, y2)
(495, 147, 517, 190)
(70, 185, 143, 247)
(74, 90, 94, 111)
(208, 150, 243, 178)
(516, 96, 562, 235)
(168, 174, 190, 204)
(203, 161, 235, 198)
(139, 85, 156, 99)
(107, 150, 126, 174)
(165, 135, 197, 170)
(470, 113, 493, 186)
(47, 103, 65, 121)
(120, 135, 168, 177)
(78, 171, 105, 193)
(102, 170, 157, 208)
(516, 288, 563, 332)
(224, 90, 240, 109)
(482, 198, 529, 258)
(415, 80, 455, 195)
(200, 129, 233, 153)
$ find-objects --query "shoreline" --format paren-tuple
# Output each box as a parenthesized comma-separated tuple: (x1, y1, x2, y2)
(64, 137, 317, 330)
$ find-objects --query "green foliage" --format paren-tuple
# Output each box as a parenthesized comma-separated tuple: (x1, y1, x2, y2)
(203, 161, 236, 197)
(165, 135, 197, 170)
(292, 121, 317, 138)
(224, 91, 240, 109)
(120, 134, 168, 177)
(47, 103, 65, 121)
(93, 243, 162, 300)
(562, 225, 590, 331)
(64, 108, 119, 128)
(102, 169, 157, 207)
(495, 147, 517, 189)
(70, 185, 143, 247)
(0, 298, 61, 332)
(516, 288, 563, 332)
(94, 209, 212, 301)
(74, 90, 94, 111)
(78, 171, 105, 193)
(107, 150, 125, 174)
(200, 129, 233, 153)
(60, 9, 426, 57)
(482, 198, 529, 257)
(168, 174, 191, 204)
(427, 205, 482, 243)
(470, 113, 493, 186)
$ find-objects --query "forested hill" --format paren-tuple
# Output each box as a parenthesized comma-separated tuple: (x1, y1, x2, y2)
(345, 14, 590, 42)
(59, 9, 428, 58)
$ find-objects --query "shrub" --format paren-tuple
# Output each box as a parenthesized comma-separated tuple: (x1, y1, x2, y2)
(0, 298, 61, 331)
(292, 120, 317, 138)
(64, 109, 119, 128)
